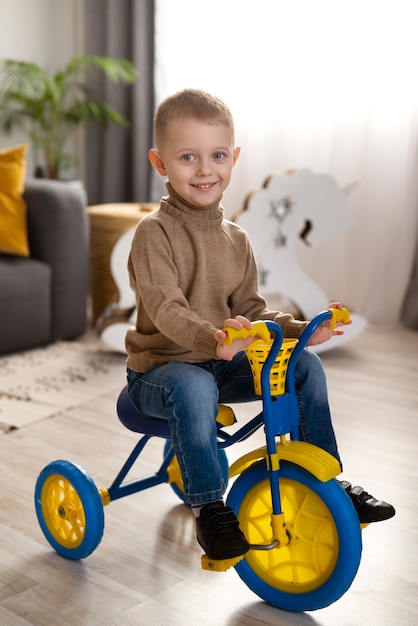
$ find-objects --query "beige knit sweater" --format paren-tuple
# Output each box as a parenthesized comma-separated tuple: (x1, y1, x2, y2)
(125, 184, 307, 373)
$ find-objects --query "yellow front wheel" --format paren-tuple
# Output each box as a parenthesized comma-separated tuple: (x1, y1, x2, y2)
(35, 460, 105, 559)
(227, 460, 362, 611)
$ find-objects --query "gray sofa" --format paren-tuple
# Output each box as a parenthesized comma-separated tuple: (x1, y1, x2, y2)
(0, 178, 89, 355)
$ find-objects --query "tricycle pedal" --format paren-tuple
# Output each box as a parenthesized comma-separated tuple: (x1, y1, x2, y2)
(201, 553, 244, 572)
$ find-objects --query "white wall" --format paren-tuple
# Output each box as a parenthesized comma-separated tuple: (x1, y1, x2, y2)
(154, 0, 418, 326)
(0, 0, 82, 174)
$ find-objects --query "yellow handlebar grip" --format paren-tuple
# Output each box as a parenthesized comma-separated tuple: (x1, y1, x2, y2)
(328, 307, 351, 330)
(222, 320, 271, 345)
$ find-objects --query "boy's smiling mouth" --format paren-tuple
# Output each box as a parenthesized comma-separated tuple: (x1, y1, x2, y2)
(193, 182, 217, 190)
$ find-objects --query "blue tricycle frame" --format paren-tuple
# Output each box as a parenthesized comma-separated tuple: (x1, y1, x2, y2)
(35, 309, 363, 612)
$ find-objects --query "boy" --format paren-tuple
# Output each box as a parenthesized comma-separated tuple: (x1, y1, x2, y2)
(125, 89, 395, 560)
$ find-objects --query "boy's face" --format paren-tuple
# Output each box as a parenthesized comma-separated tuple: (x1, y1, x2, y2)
(149, 117, 240, 207)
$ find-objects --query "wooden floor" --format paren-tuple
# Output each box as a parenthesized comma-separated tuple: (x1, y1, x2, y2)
(0, 326, 417, 625)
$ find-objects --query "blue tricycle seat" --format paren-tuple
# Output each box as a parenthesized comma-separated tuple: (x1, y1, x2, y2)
(117, 386, 172, 438)
(117, 386, 237, 438)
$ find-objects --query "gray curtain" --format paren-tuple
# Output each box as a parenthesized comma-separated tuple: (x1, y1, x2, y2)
(83, 0, 155, 204)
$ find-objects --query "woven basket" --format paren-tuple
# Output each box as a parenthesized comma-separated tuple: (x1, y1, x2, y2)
(245, 338, 298, 396)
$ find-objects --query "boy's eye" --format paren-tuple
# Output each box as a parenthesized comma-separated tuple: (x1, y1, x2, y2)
(213, 152, 224, 160)
(182, 154, 194, 161)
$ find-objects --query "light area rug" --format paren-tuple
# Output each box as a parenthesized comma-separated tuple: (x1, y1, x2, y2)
(0, 335, 127, 434)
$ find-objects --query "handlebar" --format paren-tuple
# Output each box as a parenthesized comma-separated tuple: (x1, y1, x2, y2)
(222, 308, 351, 399)
(326, 307, 351, 330)
(222, 308, 351, 346)
(222, 320, 272, 345)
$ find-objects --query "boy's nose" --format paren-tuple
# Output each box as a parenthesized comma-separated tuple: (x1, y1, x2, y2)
(196, 159, 212, 176)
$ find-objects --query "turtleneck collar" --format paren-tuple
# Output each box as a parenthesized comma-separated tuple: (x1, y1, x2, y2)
(160, 181, 225, 233)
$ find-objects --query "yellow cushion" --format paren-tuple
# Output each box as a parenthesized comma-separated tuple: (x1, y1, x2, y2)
(0, 144, 29, 257)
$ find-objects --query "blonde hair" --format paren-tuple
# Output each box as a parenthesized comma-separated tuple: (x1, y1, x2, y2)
(154, 88, 235, 148)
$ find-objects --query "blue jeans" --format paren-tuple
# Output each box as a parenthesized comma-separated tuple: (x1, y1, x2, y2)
(127, 349, 341, 506)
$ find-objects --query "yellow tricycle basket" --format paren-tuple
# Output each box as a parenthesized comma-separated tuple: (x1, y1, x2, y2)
(245, 338, 298, 396)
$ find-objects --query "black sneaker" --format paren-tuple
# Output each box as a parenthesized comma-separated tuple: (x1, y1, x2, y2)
(196, 501, 249, 560)
(339, 481, 396, 523)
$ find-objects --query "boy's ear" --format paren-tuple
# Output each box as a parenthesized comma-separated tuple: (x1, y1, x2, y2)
(149, 149, 166, 175)
(232, 147, 241, 166)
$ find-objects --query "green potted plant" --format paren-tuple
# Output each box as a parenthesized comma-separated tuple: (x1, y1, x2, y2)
(0, 56, 138, 179)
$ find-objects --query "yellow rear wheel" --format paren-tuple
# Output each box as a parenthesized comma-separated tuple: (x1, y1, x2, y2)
(35, 460, 104, 559)
(40, 473, 87, 549)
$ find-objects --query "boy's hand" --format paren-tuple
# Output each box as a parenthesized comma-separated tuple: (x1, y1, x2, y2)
(215, 315, 256, 360)
(308, 302, 352, 346)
